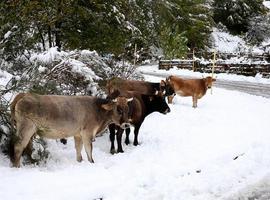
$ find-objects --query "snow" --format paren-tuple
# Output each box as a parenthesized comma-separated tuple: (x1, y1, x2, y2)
(69, 59, 100, 81)
(4, 31, 12, 39)
(210, 28, 248, 53)
(138, 64, 270, 85)
(0, 69, 14, 101)
(30, 47, 66, 64)
(1, 66, 270, 199)
(0, 69, 13, 88)
(263, 1, 270, 9)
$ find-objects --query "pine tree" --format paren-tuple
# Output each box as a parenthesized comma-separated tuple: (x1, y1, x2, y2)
(213, 0, 266, 34)
(151, 0, 213, 58)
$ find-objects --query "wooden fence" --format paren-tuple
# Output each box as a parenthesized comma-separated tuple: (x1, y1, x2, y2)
(159, 52, 270, 78)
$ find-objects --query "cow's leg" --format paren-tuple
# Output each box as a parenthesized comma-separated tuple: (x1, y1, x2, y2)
(13, 119, 36, 167)
(192, 95, 198, 108)
(167, 95, 174, 104)
(81, 132, 94, 163)
(116, 127, 124, 153)
(125, 127, 131, 145)
(133, 123, 142, 146)
(74, 135, 83, 162)
(109, 124, 116, 154)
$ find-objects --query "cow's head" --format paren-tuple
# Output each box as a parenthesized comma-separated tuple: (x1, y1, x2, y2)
(162, 77, 175, 96)
(105, 90, 133, 129)
(157, 79, 175, 97)
(143, 95, 170, 114)
(204, 76, 216, 89)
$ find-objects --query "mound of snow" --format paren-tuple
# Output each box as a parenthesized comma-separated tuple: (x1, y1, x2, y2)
(210, 28, 249, 53)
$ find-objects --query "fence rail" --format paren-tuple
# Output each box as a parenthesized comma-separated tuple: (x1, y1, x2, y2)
(159, 52, 270, 78)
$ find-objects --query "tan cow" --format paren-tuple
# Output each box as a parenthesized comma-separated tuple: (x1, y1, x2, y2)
(166, 76, 216, 108)
(10, 93, 132, 167)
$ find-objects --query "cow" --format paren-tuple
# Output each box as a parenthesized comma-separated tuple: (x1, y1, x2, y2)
(108, 91, 170, 154)
(106, 77, 174, 97)
(10, 92, 132, 167)
(165, 75, 216, 108)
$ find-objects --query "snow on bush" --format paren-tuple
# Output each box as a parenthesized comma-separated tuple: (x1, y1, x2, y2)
(0, 48, 142, 165)
(210, 28, 249, 53)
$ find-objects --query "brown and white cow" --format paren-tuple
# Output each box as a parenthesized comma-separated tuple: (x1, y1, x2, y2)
(10, 92, 132, 167)
(166, 76, 216, 108)
(106, 77, 174, 97)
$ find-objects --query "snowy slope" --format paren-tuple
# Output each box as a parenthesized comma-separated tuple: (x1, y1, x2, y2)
(1, 72, 270, 200)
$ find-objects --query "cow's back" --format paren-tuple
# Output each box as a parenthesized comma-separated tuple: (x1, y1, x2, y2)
(170, 77, 207, 98)
(107, 78, 159, 95)
(14, 94, 99, 138)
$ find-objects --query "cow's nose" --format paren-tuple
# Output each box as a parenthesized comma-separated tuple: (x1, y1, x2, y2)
(120, 123, 130, 129)
(164, 107, 170, 114)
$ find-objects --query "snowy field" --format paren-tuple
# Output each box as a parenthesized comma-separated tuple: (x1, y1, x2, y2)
(1, 70, 270, 200)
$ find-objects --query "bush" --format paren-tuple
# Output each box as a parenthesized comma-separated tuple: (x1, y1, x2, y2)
(0, 48, 142, 166)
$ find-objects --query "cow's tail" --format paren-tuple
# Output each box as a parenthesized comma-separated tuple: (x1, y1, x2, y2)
(9, 93, 26, 162)
(10, 93, 26, 130)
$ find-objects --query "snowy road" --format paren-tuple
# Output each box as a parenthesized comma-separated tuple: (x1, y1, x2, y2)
(140, 70, 270, 99)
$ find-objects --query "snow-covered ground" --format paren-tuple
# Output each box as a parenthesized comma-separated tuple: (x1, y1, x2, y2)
(138, 64, 270, 85)
(1, 67, 270, 200)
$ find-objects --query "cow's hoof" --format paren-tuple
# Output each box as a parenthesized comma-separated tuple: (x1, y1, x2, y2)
(133, 141, 138, 146)
(110, 149, 116, 155)
(12, 163, 20, 168)
(125, 140, 130, 145)
(77, 156, 83, 162)
(117, 149, 124, 153)
(60, 138, 67, 145)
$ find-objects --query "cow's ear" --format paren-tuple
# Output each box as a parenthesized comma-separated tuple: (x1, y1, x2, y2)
(213, 78, 217, 82)
(107, 90, 120, 100)
(160, 80, 166, 87)
(101, 102, 114, 111)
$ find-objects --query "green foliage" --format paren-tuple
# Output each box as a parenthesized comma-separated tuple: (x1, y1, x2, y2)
(213, 0, 267, 34)
(153, 0, 213, 57)
(160, 26, 188, 59)
(0, 0, 214, 61)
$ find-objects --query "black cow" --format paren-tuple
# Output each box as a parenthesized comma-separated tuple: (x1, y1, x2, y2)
(108, 92, 170, 154)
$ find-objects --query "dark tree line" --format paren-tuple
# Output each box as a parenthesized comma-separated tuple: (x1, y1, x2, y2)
(0, 0, 268, 61)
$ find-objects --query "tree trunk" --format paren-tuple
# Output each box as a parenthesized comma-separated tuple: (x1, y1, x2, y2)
(55, 0, 63, 51)
(48, 25, 52, 48)
(37, 25, 45, 51)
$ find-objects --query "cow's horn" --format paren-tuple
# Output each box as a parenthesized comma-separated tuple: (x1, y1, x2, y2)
(127, 97, 133, 102)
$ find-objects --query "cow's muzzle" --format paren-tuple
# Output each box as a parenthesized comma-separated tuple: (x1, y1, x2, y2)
(120, 123, 130, 129)
(164, 107, 171, 114)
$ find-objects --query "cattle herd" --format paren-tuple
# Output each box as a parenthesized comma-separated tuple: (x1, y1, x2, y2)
(10, 75, 216, 167)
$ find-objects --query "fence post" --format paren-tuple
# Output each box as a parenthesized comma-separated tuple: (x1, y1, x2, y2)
(211, 50, 216, 94)
(192, 48, 195, 72)
(134, 43, 137, 67)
